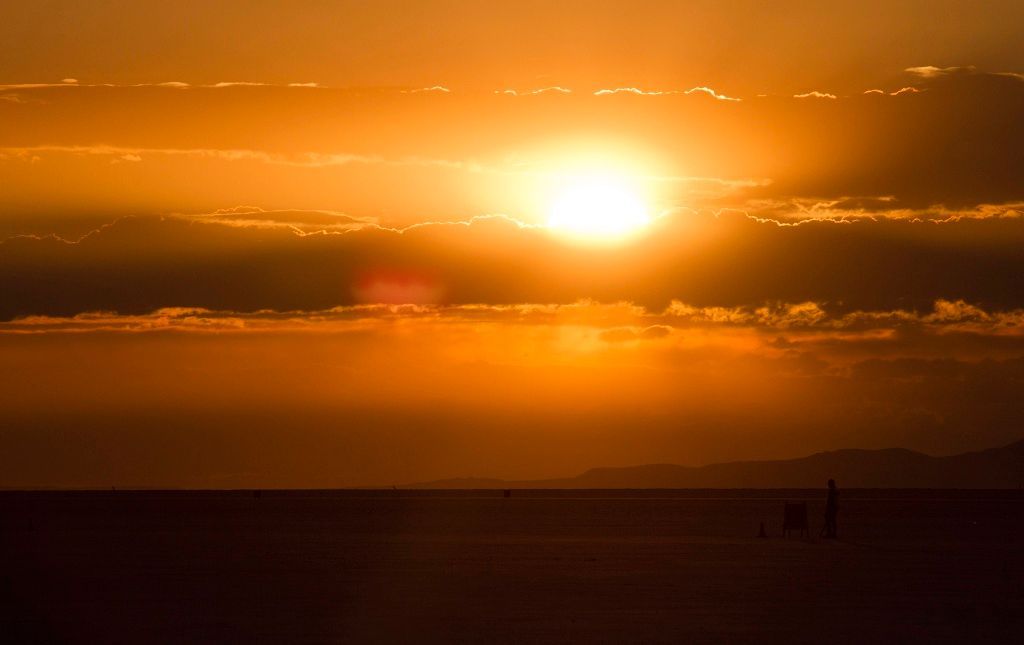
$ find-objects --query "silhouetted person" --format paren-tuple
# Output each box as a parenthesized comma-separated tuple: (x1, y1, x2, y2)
(823, 479, 839, 538)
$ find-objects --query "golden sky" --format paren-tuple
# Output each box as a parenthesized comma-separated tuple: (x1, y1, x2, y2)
(2, 1, 1023, 487)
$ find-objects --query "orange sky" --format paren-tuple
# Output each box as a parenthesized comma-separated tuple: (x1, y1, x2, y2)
(2, 2, 1023, 487)
(3, 1, 1024, 92)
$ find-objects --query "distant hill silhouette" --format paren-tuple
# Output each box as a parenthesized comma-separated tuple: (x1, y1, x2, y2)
(408, 439, 1024, 489)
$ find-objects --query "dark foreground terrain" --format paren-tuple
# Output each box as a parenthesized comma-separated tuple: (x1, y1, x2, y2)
(2, 490, 1023, 643)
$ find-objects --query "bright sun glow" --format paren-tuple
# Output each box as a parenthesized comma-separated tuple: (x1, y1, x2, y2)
(547, 174, 651, 242)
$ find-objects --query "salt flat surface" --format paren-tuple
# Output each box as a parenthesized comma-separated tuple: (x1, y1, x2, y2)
(2, 490, 1022, 643)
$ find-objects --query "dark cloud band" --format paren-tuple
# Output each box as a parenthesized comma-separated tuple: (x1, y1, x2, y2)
(2, 209, 1024, 319)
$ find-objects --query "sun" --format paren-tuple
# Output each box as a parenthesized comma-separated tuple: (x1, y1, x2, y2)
(546, 174, 651, 242)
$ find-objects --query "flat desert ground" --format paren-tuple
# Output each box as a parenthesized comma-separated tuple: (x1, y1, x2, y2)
(2, 490, 1022, 643)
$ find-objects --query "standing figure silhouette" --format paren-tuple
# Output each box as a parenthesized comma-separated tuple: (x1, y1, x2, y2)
(823, 479, 839, 539)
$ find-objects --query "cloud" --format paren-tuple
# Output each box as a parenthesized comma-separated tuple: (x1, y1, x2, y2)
(0, 144, 758, 195)
(904, 65, 1024, 87)
(496, 87, 572, 96)
(865, 87, 920, 96)
(0, 80, 329, 90)
(594, 87, 682, 96)
(793, 91, 837, 99)
(593, 86, 740, 100)
(402, 85, 451, 93)
(738, 197, 1024, 223)
(211, 81, 270, 87)
(598, 324, 674, 343)
(3, 299, 1021, 343)
(906, 65, 976, 78)
(683, 86, 741, 101)
(4, 210, 1024, 320)
(180, 206, 377, 234)
(0, 144, 470, 170)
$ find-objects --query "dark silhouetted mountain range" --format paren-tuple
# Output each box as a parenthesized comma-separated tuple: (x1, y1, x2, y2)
(407, 439, 1024, 489)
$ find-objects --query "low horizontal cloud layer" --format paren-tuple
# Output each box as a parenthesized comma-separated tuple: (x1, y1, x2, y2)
(3, 299, 1022, 339)
(3, 209, 1024, 320)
